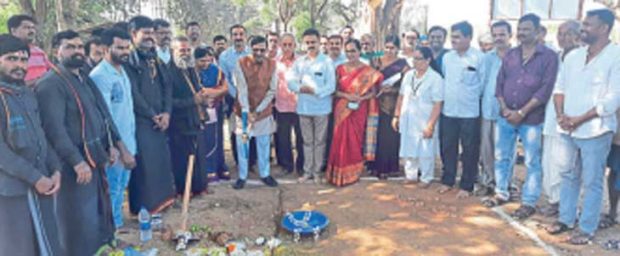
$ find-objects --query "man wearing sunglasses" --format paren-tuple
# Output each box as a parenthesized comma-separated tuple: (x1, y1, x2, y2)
(231, 36, 279, 189)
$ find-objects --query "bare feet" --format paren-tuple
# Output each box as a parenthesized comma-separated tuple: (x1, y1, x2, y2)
(456, 190, 472, 199)
(437, 184, 452, 194)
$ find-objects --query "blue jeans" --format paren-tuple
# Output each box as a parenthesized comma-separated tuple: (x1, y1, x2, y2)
(106, 162, 131, 228)
(236, 134, 271, 180)
(558, 132, 613, 235)
(494, 118, 542, 206)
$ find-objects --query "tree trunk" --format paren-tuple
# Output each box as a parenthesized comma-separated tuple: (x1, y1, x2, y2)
(370, 0, 404, 49)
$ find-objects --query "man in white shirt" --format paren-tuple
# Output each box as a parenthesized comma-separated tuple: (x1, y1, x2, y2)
(546, 9, 620, 245)
(438, 21, 486, 198)
(286, 28, 336, 183)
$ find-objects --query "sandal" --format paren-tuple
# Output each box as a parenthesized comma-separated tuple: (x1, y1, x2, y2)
(546, 221, 572, 235)
(599, 214, 617, 229)
(511, 205, 536, 220)
(566, 231, 593, 245)
(482, 196, 508, 208)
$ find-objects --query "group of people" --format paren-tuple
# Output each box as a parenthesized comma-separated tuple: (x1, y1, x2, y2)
(1, 7, 620, 255)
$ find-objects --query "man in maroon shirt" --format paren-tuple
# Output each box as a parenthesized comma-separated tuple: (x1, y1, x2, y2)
(489, 13, 559, 220)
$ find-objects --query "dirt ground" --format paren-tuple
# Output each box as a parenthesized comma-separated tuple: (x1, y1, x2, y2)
(116, 163, 620, 256)
(115, 132, 619, 256)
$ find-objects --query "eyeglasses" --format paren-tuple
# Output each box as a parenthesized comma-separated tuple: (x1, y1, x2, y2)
(345, 50, 357, 53)
(282, 43, 294, 47)
(252, 48, 266, 53)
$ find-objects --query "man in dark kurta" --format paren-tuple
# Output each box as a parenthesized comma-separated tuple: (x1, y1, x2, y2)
(0, 34, 64, 256)
(168, 36, 209, 195)
(124, 16, 176, 214)
(36, 30, 135, 256)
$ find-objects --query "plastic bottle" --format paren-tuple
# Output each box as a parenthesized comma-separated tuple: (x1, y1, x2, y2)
(138, 207, 152, 242)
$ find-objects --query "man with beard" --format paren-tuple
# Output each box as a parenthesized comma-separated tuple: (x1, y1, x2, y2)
(428, 25, 449, 76)
(0, 34, 64, 256)
(360, 33, 378, 66)
(89, 28, 137, 230)
(154, 19, 173, 65)
(124, 16, 176, 215)
(231, 36, 279, 189)
(167, 36, 210, 196)
(327, 35, 347, 67)
(8, 15, 51, 87)
(491, 14, 558, 221)
(36, 30, 134, 256)
(213, 35, 228, 60)
(546, 8, 620, 244)
(186, 21, 204, 48)
(83, 37, 105, 74)
(476, 20, 512, 197)
(219, 24, 258, 169)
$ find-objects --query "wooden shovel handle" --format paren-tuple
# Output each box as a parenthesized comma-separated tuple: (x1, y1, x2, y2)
(180, 154, 196, 231)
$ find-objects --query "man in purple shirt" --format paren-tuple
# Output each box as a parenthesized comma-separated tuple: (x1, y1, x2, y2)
(487, 14, 559, 220)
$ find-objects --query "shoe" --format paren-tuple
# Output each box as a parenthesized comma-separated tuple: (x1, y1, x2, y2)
(232, 179, 246, 190)
(261, 176, 278, 187)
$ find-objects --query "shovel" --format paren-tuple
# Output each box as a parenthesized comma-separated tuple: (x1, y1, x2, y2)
(175, 154, 196, 251)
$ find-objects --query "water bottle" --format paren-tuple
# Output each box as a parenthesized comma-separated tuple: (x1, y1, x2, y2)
(138, 207, 152, 242)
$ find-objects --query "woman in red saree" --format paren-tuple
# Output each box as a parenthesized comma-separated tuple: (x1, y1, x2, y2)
(326, 39, 383, 187)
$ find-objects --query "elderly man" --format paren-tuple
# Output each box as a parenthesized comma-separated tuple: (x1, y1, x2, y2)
(231, 36, 279, 189)
(546, 9, 620, 245)
(0, 34, 64, 256)
(540, 20, 581, 217)
(274, 33, 304, 175)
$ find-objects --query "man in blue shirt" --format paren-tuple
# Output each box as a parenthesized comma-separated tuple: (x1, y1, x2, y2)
(287, 28, 336, 183)
(89, 28, 137, 230)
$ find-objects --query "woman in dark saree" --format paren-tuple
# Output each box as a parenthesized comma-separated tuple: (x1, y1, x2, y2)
(373, 35, 410, 179)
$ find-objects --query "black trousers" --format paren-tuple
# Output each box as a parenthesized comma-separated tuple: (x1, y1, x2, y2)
(274, 111, 304, 172)
(439, 114, 480, 192)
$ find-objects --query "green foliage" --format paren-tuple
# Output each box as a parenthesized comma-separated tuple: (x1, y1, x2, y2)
(0, 2, 21, 34)
(291, 11, 312, 39)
